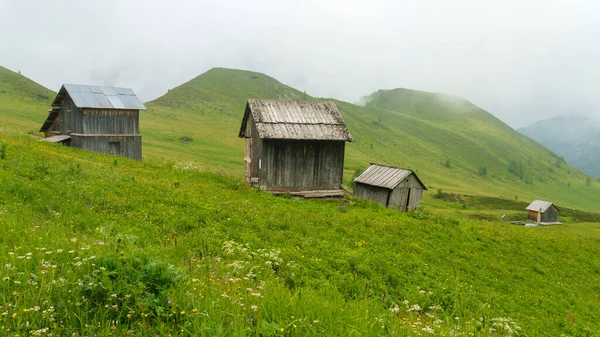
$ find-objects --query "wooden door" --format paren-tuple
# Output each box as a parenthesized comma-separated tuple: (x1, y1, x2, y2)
(405, 188, 412, 211)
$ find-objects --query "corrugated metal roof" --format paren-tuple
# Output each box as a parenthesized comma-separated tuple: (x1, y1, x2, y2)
(354, 164, 426, 190)
(51, 84, 146, 110)
(239, 99, 353, 141)
(526, 200, 557, 212)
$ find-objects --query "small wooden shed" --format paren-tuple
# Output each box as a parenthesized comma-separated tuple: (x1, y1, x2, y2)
(526, 200, 560, 224)
(353, 164, 427, 211)
(40, 84, 146, 160)
(238, 99, 354, 197)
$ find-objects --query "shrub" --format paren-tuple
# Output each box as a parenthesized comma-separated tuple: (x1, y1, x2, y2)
(81, 253, 184, 322)
(508, 160, 525, 179)
(0, 141, 6, 159)
(478, 165, 487, 177)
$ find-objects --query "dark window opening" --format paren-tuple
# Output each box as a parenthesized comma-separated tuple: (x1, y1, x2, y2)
(108, 142, 121, 156)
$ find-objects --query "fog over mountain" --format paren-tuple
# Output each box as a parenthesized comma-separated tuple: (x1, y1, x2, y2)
(519, 115, 600, 177)
(1, 0, 600, 128)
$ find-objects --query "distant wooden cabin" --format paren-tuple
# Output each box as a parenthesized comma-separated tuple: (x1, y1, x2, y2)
(40, 84, 146, 160)
(353, 164, 427, 211)
(526, 200, 560, 225)
(238, 99, 354, 197)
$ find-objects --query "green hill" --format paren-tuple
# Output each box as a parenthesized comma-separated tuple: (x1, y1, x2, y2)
(0, 66, 54, 134)
(141, 68, 309, 167)
(151, 67, 308, 114)
(0, 135, 599, 336)
(1, 66, 600, 212)
(141, 69, 600, 213)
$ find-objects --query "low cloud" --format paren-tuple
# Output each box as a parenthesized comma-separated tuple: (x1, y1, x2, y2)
(1, 0, 599, 128)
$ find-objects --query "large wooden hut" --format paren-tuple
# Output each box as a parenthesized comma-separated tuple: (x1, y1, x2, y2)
(238, 99, 354, 197)
(353, 164, 427, 211)
(526, 200, 559, 224)
(40, 84, 146, 160)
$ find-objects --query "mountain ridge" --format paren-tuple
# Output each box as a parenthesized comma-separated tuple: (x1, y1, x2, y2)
(519, 114, 600, 178)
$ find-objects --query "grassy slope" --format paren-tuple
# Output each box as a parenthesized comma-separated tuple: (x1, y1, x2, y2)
(0, 136, 599, 336)
(0, 66, 54, 134)
(354, 89, 600, 211)
(1, 65, 599, 213)
(144, 68, 600, 213)
(142, 68, 309, 169)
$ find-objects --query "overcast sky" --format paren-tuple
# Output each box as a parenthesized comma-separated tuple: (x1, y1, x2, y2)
(1, 0, 599, 128)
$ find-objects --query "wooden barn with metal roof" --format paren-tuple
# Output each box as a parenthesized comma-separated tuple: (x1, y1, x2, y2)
(40, 84, 146, 160)
(526, 200, 560, 225)
(238, 99, 354, 197)
(353, 164, 427, 211)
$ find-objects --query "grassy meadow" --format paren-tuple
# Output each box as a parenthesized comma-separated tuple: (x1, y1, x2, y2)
(1, 136, 600, 336)
(143, 68, 600, 213)
(2, 65, 600, 212)
(1, 65, 600, 336)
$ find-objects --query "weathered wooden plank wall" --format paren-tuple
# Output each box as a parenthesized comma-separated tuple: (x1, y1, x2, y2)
(82, 109, 139, 134)
(388, 175, 424, 211)
(527, 210, 538, 222)
(71, 135, 142, 161)
(542, 206, 558, 222)
(354, 182, 390, 206)
(249, 115, 263, 183)
(59, 96, 83, 134)
(260, 140, 344, 191)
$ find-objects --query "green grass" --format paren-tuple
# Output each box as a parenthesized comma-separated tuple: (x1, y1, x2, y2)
(2, 65, 600, 336)
(0, 135, 599, 336)
(0, 66, 54, 135)
(542, 222, 600, 237)
(426, 192, 600, 224)
(2, 66, 600, 212)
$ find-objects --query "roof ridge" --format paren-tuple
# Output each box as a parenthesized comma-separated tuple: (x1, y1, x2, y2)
(369, 163, 415, 171)
(256, 121, 347, 125)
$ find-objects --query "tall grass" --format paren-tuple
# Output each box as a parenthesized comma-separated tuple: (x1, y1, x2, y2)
(0, 135, 599, 336)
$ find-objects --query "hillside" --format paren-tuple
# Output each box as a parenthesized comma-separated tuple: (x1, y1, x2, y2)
(0, 66, 54, 134)
(143, 69, 600, 212)
(0, 135, 599, 336)
(2, 66, 600, 212)
(141, 68, 308, 167)
(519, 115, 600, 178)
(151, 67, 308, 114)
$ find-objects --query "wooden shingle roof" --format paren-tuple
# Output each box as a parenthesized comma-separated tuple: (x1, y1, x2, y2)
(354, 164, 427, 190)
(239, 99, 354, 141)
(526, 200, 558, 212)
